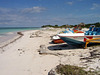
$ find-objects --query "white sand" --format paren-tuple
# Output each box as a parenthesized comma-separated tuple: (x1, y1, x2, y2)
(0, 29, 100, 75)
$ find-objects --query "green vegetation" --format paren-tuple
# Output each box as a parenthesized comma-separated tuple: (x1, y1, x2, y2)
(85, 22, 100, 28)
(55, 64, 96, 75)
(41, 22, 100, 28)
(41, 24, 59, 28)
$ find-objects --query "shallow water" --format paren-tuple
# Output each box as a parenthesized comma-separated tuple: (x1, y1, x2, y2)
(0, 27, 40, 35)
(0, 27, 40, 44)
(0, 32, 17, 43)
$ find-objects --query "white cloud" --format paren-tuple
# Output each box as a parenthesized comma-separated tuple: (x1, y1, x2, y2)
(21, 6, 46, 13)
(0, 7, 47, 26)
(0, 6, 99, 27)
(91, 3, 100, 10)
(67, 1, 73, 5)
(0, 8, 11, 14)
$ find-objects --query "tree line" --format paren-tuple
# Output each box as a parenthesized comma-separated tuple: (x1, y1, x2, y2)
(41, 22, 100, 28)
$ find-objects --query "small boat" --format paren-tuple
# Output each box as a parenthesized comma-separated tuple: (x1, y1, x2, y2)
(52, 35, 65, 44)
(52, 28, 84, 44)
(57, 26, 100, 47)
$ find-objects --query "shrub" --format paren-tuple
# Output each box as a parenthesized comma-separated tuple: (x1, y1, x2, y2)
(55, 64, 94, 75)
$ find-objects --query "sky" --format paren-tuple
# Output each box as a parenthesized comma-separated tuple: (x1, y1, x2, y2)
(0, 0, 100, 27)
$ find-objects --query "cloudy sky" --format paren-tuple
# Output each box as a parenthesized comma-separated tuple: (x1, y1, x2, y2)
(0, 0, 100, 27)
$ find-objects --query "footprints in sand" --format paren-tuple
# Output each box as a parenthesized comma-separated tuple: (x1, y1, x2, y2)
(18, 49, 25, 56)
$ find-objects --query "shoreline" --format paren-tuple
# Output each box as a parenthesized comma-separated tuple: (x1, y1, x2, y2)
(0, 29, 41, 48)
(0, 28, 100, 75)
(0, 32, 19, 47)
(0, 33, 22, 49)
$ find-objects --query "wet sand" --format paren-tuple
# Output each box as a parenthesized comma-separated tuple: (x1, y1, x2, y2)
(0, 32, 18, 43)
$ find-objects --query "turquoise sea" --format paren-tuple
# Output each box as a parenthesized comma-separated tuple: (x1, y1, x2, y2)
(0, 27, 40, 43)
(0, 27, 40, 35)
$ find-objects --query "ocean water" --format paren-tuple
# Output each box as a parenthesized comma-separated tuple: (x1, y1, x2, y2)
(0, 27, 40, 43)
(0, 27, 40, 36)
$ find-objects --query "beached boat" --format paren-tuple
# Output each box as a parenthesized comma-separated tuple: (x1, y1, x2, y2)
(52, 28, 84, 44)
(52, 28, 73, 44)
(57, 26, 100, 47)
(52, 35, 65, 44)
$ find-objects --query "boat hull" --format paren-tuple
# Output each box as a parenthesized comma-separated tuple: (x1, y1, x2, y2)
(59, 34, 100, 45)
(52, 39, 65, 44)
(57, 26, 100, 47)
(60, 37, 85, 45)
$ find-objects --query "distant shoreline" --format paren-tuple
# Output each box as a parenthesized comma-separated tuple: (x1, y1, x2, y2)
(0, 27, 40, 34)
(0, 28, 40, 48)
(0, 32, 22, 48)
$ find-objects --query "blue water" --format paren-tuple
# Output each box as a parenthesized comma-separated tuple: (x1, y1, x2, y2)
(0, 27, 40, 43)
(0, 27, 40, 36)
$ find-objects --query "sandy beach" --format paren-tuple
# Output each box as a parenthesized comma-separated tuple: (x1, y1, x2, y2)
(0, 28, 100, 75)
